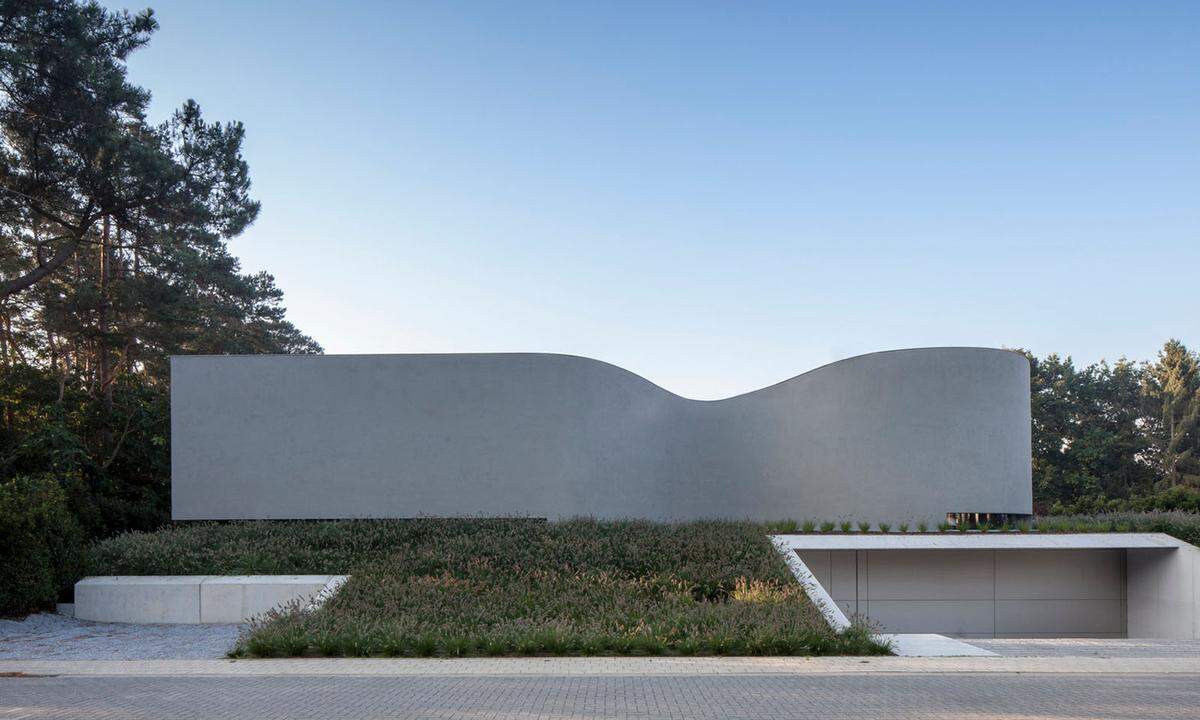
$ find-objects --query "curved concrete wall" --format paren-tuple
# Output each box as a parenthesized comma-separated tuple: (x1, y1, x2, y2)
(170, 347, 1032, 522)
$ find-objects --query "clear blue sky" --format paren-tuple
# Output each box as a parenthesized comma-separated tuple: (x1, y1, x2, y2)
(111, 1, 1197, 398)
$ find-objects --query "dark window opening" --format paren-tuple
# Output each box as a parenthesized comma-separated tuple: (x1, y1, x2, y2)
(946, 512, 1033, 529)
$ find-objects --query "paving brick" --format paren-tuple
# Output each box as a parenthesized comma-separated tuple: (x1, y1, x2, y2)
(2, 673, 1198, 719)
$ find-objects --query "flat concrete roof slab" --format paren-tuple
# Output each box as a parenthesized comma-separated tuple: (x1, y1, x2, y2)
(772, 532, 1185, 551)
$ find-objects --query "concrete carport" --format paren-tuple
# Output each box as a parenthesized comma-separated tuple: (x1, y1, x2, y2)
(774, 533, 1200, 639)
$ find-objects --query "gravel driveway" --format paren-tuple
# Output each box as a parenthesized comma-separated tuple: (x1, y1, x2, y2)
(0, 613, 241, 660)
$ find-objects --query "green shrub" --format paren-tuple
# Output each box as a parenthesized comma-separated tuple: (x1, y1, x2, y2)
(839, 520, 852, 533)
(916, 520, 928, 533)
(0, 474, 84, 616)
(877, 522, 891, 533)
(1046, 488, 1200, 516)
(766, 519, 799, 533)
(800, 519, 816, 533)
(1132, 488, 1200, 513)
(1034, 511, 1200, 546)
(856, 521, 871, 533)
(819, 521, 836, 533)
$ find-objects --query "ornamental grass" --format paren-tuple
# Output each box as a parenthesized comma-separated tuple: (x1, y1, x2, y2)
(88, 518, 887, 658)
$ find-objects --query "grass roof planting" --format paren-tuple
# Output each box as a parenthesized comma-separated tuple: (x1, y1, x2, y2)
(87, 518, 887, 658)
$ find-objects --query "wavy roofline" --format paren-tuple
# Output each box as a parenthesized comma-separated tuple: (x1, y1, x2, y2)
(172, 346, 1027, 404)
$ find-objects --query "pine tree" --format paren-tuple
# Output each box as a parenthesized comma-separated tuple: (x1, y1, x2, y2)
(1144, 340, 1200, 488)
(0, 0, 319, 536)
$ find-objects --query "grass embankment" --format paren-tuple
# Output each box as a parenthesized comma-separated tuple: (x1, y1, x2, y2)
(87, 518, 886, 658)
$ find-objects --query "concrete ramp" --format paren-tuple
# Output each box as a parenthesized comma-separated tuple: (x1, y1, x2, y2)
(882, 634, 997, 657)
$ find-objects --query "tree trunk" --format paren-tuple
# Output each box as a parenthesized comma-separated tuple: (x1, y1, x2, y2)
(99, 217, 113, 411)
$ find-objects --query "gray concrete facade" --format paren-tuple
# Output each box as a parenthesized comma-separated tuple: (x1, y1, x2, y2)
(796, 549, 1129, 638)
(779, 534, 1200, 640)
(171, 347, 1032, 522)
(1129, 542, 1200, 639)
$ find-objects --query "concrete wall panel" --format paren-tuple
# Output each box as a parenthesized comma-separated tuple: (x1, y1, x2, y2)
(813, 548, 1128, 638)
(795, 551, 831, 591)
(995, 599, 1126, 635)
(74, 575, 348, 624)
(1128, 546, 1200, 639)
(75, 576, 206, 624)
(863, 551, 993, 600)
(830, 551, 858, 603)
(863, 599, 996, 636)
(199, 576, 336, 623)
(994, 550, 1125, 600)
(171, 348, 1032, 522)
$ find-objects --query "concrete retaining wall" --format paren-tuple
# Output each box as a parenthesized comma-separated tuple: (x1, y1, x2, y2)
(796, 549, 1128, 638)
(171, 347, 1032, 522)
(1128, 545, 1200, 639)
(74, 575, 347, 624)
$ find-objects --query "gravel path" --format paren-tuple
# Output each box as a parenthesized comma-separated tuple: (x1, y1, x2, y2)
(0, 613, 241, 660)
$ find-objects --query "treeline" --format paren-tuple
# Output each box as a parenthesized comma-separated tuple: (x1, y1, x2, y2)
(3, 2, 1199, 548)
(1024, 340, 1200, 514)
(0, 0, 318, 544)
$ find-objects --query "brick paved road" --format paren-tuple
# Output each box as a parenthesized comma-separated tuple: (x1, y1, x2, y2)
(4, 672, 1198, 719)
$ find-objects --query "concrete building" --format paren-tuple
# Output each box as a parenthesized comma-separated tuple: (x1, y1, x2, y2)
(76, 344, 1194, 639)
(171, 347, 1032, 523)
(774, 533, 1200, 640)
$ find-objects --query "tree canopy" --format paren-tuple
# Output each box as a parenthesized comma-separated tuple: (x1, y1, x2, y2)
(0, 0, 318, 536)
(1023, 339, 1200, 514)
(0, 1, 1195, 543)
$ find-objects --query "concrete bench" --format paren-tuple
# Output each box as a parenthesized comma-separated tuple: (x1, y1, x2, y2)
(74, 575, 348, 624)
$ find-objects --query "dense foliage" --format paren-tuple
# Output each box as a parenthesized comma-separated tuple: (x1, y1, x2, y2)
(88, 518, 888, 657)
(1022, 339, 1200, 514)
(1032, 511, 1200, 547)
(0, 1, 316, 531)
(0, 473, 83, 614)
(0, 0, 316, 612)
